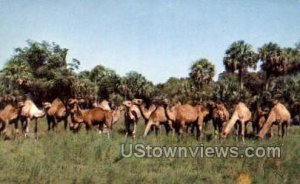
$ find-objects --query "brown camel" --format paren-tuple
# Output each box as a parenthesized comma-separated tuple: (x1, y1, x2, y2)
(206, 101, 230, 138)
(122, 100, 143, 139)
(18, 99, 45, 138)
(43, 98, 68, 131)
(258, 102, 291, 139)
(69, 99, 123, 133)
(70, 105, 119, 136)
(0, 104, 19, 135)
(164, 102, 209, 139)
(221, 102, 251, 142)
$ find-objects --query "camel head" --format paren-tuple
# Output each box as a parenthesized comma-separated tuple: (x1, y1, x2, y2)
(68, 98, 79, 114)
(112, 106, 125, 124)
(201, 106, 209, 118)
(132, 99, 144, 105)
(17, 101, 25, 108)
(68, 98, 78, 106)
(42, 102, 52, 110)
(207, 100, 216, 109)
(122, 100, 133, 108)
(162, 98, 170, 105)
(5, 105, 19, 121)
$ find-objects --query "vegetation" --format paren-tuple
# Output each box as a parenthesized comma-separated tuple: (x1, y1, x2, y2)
(0, 119, 299, 183)
(0, 39, 299, 183)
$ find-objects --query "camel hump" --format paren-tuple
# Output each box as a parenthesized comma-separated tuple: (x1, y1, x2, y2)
(274, 103, 291, 121)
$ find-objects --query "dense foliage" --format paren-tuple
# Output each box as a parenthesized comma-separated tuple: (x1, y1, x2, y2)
(0, 40, 299, 107)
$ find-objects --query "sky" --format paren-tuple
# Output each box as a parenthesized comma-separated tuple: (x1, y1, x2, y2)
(0, 0, 300, 84)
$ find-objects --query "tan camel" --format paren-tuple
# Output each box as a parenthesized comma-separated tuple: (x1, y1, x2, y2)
(92, 100, 112, 111)
(18, 99, 45, 138)
(221, 102, 251, 142)
(164, 102, 209, 139)
(206, 101, 230, 138)
(0, 104, 19, 135)
(122, 100, 142, 139)
(142, 105, 174, 137)
(132, 99, 157, 121)
(43, 98, 68, 131)
(258, 102, 291, 139)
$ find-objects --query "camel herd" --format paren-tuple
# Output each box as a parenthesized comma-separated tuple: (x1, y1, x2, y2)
(0, 96, 292, 142)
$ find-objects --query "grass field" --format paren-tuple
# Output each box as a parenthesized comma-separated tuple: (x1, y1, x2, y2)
(0, 117, 299, 184)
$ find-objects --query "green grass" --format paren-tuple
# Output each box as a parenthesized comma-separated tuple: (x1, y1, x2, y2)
(0, 118, 299, 184)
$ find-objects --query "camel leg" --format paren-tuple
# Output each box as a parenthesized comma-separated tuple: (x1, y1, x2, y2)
(47, 117, 51, 131)
(285, 122, 288, 137)
(168, 120, 175, 136)
(179, 121, 186, 139)
(241, 121, 245, 143)
(234, 123, 239, 141)
(53, 118, 57, 132)
(0, 121, 7, 137)
(213, 120, 218, 137)
(25, 118, 30, 138)
(281, 123, 284, 138)
(217, 121, 223, 139)
(143, 121, 153, 138)
(34, 118, 38, 139)
(64, 118, 68, 130)
(197, 122, 204, 141)
(14, 120, 19, 135)
(124, 120, 130, 138)
(132, 121, 137, 139)
(155, 123, 161, 136)
(278, 123, 282, 137)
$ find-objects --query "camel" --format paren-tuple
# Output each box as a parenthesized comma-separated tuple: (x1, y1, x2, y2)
(221, 102, 252, 142)
(164, 101, 209, 140)
(69, 99, 123, 133)
(132, 99, 157, 122)
(43, 98, 69, 131)
(252, 106, 268, 135)
(70, 105, 120, 136)
(92, 100, 112, 111)
(0, 104, 19, 135)
(132, 99, 172, 134)
(206, 101, 230, 138)
(18, 99, 45, 138)
(258, 102, 291, 139)
(122, 100, 142, 139)
(142, 105, 174, 137)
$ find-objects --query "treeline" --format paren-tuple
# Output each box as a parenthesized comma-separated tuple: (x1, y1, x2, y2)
(0, 40, 300, 111)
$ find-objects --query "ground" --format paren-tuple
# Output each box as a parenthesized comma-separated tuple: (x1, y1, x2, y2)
(0, 117, 299, 183)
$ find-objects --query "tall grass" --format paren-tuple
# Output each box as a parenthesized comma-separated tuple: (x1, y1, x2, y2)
(0, 118, 299, 183)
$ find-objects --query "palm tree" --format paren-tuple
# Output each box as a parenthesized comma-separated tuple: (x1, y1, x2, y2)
(223, 40, 258, 90)
(189, 58, 215, 89)
(258, 42, 288, 90)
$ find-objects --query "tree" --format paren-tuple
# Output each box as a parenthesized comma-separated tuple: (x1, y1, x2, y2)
(223, 40, 258, 90)
(89, 65, 121, 99)
(158, 77, 193, 103)
(1, 40, 79, 104)
(189, 58, 215, 88)
(258, 42, 285, 90)
(118, 71, 154, 100)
